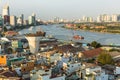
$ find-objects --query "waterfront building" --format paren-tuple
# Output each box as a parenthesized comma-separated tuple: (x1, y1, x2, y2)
(87, 17, 93, 22)
(10, 15, 17, 26)
(2, 4, 10, 17)
(2, 4, 10, 24)
(97, 16, 101, 22)
(28, 13, 36, 25)
(24, 20, 28, 25)
(117, 15, 120, 22)
(82, 16, 93, 22)
(82, 16, 87, 22)
(54, 17, 60, 23)
(28, 16, 33, 25)
(98, 14, 111, 22)
(111, 14, 118, 22)
(17, 14, 24, 26)
(0, 15, 3, 26)
(32, 13, 36, 25)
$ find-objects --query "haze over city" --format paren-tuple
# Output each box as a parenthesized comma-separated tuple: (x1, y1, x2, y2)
(1, 0, 120, 80)
(0, 0, 120, 20)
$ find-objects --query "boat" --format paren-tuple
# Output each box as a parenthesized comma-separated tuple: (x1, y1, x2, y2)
(73, 35, 84, 40)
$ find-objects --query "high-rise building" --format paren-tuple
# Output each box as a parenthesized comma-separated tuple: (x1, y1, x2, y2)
(82, 16, 93, 22)
(88, 17, 93, 22)
(3, 15, 10, 24)
(82, 16, 87, 22)
(2, 4, 10, 24)
(10, 15, 16, 26)
(28, 16, 33, 25)
(111, 14, 118, 22)
(32, 13, 36, 25)
(17, 14, 24, 26)
(2, 4, 10, 17)
(117, 15, 120, 22)
(97, 16, 101, 22)
(20, 14, 24, 24)
(54, 17, 60, 23)
(98, 14, 111, 22)
(28, 13, 36, 25)
(24, 20, 28, 25)
(0, 15, 3, 26)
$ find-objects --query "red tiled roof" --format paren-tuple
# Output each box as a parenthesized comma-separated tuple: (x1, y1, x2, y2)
(82, 48, 103, 58)
(55, 45, 84, 53)
(5, 31, 18, 36)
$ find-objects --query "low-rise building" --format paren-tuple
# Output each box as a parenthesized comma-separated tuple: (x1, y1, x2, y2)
(30, 69, 65, 80)
(81, 63, 108, 80)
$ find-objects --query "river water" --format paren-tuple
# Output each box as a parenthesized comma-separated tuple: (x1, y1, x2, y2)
(19, 24, 120, 45)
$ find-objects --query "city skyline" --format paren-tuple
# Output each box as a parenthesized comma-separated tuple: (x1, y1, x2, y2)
(0, 0, 120, 20)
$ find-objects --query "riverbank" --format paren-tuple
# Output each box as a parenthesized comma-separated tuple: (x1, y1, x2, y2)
(19, 24, 120, 45)
(63, 26, 120, 35)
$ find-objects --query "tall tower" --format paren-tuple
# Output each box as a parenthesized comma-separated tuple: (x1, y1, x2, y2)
(10, 15, 16, 26)
(17, 14, 24, 26)
(2, 4, 10, 17)
(28, 13, 36, 25)
(2, 4, 10, 24)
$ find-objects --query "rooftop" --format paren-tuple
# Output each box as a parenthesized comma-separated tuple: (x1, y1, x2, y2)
(82, 48, 103, 58)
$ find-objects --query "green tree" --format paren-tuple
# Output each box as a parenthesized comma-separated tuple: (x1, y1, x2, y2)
(97, 51, 114, 65)
(3, 27, 8, 32)
(91, 41, 101, 48)
(7, 48, 13, 54)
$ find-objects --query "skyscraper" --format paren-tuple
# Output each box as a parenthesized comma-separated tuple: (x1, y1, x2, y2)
(28, 13, 36, 25)
(32, 13, 36, 25)
(2, 4, 10, 24)
(0, 15, 3, 26)
(54, 17, 60, 23)
(111, 14, 118, 22)
(2, 4, 10, 17)
(17, 14, 24, 26)
(97, 14, 111, 22)
(10, 15, 16, 27)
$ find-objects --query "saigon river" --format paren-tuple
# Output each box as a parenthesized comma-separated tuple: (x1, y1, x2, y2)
(19, 24, 120, 46)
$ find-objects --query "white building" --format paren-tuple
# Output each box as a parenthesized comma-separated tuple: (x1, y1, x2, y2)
(30, 69, 65, 80)
(81, 63, 108, 80)
(114, 66, 120, 75)
(82, 16, 93, 22)
(85, 67, 108, 80)
(28, 13, 36, 25)
(2, 4, 10, 17)
(111, 14, 118, 22)
(98, 14, 111, 22)
(97, 16, 101, 22)
(10, 15, 16, 26)
(17, 14, 24, 26)
(66, 62, 81, 75)
(50, 53, 61, 63)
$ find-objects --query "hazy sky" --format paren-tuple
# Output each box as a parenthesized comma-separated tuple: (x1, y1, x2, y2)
(0, 0, 120, 20)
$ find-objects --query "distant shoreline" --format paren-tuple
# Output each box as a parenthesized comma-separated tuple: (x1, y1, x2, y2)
(62, 26, 120, 35)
